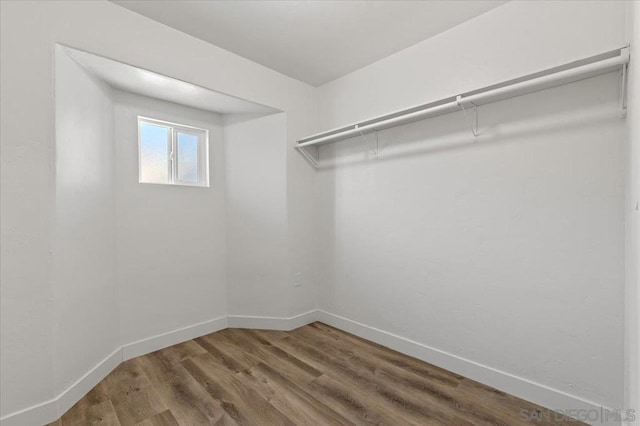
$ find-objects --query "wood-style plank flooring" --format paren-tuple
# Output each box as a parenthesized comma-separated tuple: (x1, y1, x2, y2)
(46, 322, 583, 425)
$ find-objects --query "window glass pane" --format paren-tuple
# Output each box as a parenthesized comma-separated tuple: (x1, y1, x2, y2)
(177, 132, 199, 183)
(139, 122, 169, 183)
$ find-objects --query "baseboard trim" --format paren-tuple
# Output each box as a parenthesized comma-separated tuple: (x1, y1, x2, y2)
(0, 316, 229, 426)
(316, 310, 619, 426)
(227, 309, 318, 331)
(122, 316, 228, 361)
(0, 398, 57, 426)
(288, 309, 320, 329)
(1, 310, 617, 426)
(56, 347, 122, 417)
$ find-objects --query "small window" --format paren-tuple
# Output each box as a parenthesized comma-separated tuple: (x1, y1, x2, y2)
(138, 117, 209, 187)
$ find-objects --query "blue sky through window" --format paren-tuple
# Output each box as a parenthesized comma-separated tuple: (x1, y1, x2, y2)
(140, 123, 169, 183)
(177, 132, 198, 182)
(138, 118, 207, 186)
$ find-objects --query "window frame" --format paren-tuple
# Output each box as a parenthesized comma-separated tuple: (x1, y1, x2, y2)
(137, 116, 209, 187)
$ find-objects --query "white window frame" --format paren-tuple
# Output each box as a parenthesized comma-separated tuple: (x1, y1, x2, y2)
(137, 116, 209, 187)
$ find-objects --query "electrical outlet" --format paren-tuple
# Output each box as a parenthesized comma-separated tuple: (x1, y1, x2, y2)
(294, 272, 303, 287)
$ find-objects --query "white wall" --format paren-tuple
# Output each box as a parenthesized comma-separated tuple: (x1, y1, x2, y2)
(114, 91, 227, 345)
(318, 73, 625, 408)
(317, 1, 625, 130)
(224, 113, 289, 317)
(316, 0, 627, 413)
(625, 1, 640, 421)
(0, 0, 316, 420)
(1, 0, 633, 423)
(1, 5, 56, 418)
(52, 47, 120, 398)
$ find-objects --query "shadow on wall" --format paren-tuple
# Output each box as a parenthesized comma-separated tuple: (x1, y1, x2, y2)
(316, 69, 625, 411)
(317, 72, 624, 169)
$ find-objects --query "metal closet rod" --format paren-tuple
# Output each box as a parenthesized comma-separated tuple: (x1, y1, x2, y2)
(297, 46, 630, 149)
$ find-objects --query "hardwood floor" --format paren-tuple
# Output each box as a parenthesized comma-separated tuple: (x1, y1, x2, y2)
(46, 322, 582, 425)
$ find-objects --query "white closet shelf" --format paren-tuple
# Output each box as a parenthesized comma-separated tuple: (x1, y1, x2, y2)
(296, 46, 629, 166)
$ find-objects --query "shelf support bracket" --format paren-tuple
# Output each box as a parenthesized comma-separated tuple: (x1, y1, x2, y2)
(619, 46, 629, 118)
(457, 95, 480, 137)
(297, 145, 319, 168)
(371, 131, 379, 159)
(356, 125, 379, 158)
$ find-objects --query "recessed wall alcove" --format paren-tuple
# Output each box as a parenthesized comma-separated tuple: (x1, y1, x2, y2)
(52, 45, 292, 419)
(2, 2, 635, 424)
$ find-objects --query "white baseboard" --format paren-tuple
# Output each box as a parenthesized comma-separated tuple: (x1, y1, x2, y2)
(316, 310, 620, 426)
(56, 347, 122, 417)
(1, 310, 618, 426)
(0, 316, 228, 426)
(0, 398, 57, 426)
(122, 316, 228, 361)
(227, 309, 318, 331)
(288, 310, 320, 329)
(0, 348, 122, 426)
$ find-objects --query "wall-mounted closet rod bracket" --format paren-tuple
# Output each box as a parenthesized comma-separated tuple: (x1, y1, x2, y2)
(456, 95, 480, 137)
(371, 131, 379, 158)
(619, 46, 630, 118)
(296, 46, 630, 168)
(355, 125, 379, 158)
(297, 145, 319, 167)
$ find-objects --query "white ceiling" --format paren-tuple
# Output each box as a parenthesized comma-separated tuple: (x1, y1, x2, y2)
(64, 46, 276, 115)
(111, 0, 508, 87)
